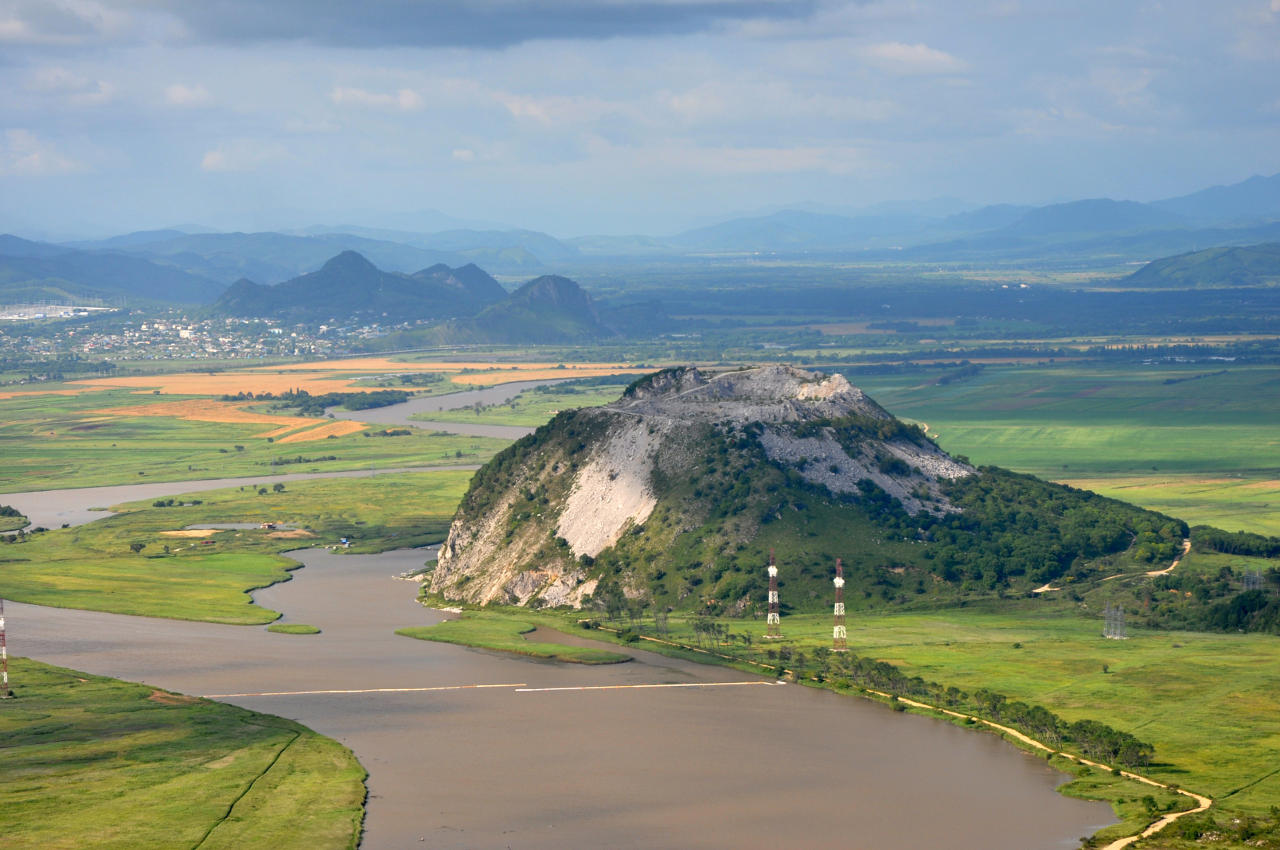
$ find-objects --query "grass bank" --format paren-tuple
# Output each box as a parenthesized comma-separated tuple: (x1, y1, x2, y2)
(396, 611, 630, 664)
(0, 658, 365, 850)
(0, 470, 467, 623)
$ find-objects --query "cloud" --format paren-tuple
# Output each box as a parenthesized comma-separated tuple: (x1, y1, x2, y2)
(0, 129, 84, 176)
(330, 86, 423, 111)
(26, 66, 115, 104)
(138, 0, 817, 48)
(452, 148, 476, 162)
(861, 41, 968, 75)
(0, 0, 131, 45)
(164, 83, 210, 106)
(200, 139, 286, 172)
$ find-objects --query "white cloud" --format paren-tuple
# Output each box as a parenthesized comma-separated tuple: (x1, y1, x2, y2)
(861, 41, 969, 75)
(200, 139, 286, 172)
(329, 86, 423, 111)
(0, 129, 84, 176)
(165, 83, 210, 106)
(27, 67, 115, 105)
(452, 148, 476, 161)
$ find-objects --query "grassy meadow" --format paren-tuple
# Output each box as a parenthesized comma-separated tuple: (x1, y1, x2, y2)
(0, 470, 471, 622)
(396, 611, 630, 663)
(0, 658, 365, 850)
(413, 381, 630, 427)
(0, 387, 504, 492)
(852, 363, 1280, 535)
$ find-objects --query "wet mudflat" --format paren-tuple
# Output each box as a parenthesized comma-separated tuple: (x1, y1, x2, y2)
(11, 546, 1114, 849)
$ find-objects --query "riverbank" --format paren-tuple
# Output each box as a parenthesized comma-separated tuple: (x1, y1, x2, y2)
(420, 597, 1269, 849)
(0, 657, 366, 850)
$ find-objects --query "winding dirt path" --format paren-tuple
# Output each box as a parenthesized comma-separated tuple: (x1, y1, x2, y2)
(1147, 538, 1192, 577)
(864, 689, 1212, 849)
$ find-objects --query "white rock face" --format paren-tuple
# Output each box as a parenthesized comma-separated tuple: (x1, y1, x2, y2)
(555, 416, 668, 558)
(429, 364, 975, 607)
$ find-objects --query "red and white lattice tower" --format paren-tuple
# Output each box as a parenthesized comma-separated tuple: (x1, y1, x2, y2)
(1, 598, 11, 698)
(832, 558, 847, 652)
(765, 549, 781, 639)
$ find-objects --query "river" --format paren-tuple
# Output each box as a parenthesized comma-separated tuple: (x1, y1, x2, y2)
(11, 545, 1116, 849)
(328, 378, 557, 439)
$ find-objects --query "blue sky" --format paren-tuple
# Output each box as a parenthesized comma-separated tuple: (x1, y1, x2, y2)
(2, 0, 1279, 237)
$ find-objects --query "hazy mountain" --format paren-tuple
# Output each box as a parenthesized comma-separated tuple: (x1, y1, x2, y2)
(0, 244, 223, 304)
(670, 209, 932, 252)
(0, 234, 70, 259)
(1152, 173, 1280, 226)
(429, 274, 612, 344)
(66, 231, 464, 285)
(212, 251, 506, 322)
(937, 204, 1034, 233)
(997, 199, 1188, 238)
(1124, 242, 1280, 288)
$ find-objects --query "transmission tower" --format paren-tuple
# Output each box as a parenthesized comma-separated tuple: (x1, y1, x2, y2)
(1103, 602, 1127, 640)
(765, 549, 781, 639)
(832, 558, 847, 652)
(1, 598, 11, 698)
(1244, 571, 1263, 591)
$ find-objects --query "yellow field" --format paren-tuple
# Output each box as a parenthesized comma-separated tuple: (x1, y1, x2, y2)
(68, 359, 644, 396)
(274, 420, 368, 443)
(159, 529, 225, 538)
(73, 373, 375, 396)
(248, 358, 640, 373)
(92, 399, 367, 443)
(451, 366, 648, 386)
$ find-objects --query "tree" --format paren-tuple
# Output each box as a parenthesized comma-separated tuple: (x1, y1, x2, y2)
(273, 483, 285, 493)
(129, 542, 146, 554)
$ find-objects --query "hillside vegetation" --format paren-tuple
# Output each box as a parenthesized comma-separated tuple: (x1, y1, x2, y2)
(429, 366, 1187, 614)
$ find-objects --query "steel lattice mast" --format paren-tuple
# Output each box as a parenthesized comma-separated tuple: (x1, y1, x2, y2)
(765, 549, 781, 639)
(1, 598, 10, 698)
(832, 558, 847, 652)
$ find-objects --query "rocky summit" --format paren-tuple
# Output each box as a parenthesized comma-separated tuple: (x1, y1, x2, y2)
(429, 365, 1182, 614)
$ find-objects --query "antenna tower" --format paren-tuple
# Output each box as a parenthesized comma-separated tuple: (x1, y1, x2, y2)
(1, 598, 11, 698)
(832, 558, 847, 652)
(765, 549, 781, 639)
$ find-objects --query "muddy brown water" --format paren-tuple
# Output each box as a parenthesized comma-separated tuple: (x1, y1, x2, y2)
(11, 546, 1115, 849)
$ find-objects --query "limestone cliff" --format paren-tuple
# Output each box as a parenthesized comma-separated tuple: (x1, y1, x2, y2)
(429, 365, 973, 607)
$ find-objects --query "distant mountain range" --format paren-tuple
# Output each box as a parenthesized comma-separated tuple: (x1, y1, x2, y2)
(427, 274, 613, 344)
(214, 251, 507, 323)
(4, 171, 1280, 309)
(0, 235, 223, 304)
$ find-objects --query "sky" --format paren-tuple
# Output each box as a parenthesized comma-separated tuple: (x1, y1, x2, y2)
(2, 0, 1280, 238)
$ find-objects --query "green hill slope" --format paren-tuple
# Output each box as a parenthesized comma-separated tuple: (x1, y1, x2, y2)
(1124, 241, 1280, 287)
(429, 365, 1185, 613)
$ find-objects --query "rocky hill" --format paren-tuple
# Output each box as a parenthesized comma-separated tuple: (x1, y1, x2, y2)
(212, 251, 506, 322)
(423, 274, 614, 344)
(430, 365, 1186, 612)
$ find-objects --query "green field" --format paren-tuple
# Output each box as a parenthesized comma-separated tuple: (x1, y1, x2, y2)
(396, 611, 630, 664)
(0, 470, 470, 622)
(1, 658, 365, 850)
(413, 382, 629, 427)
(267, 623, 321, 634)
(0, 387, 505, 492)
(851, 363, 1280, 535)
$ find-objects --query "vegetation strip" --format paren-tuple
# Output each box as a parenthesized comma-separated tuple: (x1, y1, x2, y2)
(860, 689, 1213, 850)
(514, 681, 781, 693)
(204, 683, 525, 698)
